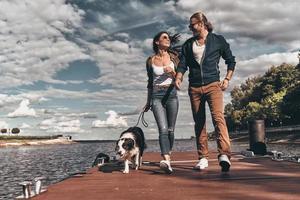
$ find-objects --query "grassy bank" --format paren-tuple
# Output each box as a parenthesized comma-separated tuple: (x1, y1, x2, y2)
(0, 135, 74, 147)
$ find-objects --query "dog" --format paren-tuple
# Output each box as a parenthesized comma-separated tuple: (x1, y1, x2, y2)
(115, 127, 146, 173)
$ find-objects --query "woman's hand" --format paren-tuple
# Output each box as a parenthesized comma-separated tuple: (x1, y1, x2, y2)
(143, 103, 151, 112)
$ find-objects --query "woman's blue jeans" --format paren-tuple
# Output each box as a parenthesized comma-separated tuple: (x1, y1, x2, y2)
(152, 95, 179, 155)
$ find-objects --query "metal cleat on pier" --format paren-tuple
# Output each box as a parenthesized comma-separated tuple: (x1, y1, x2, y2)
(271, 151, 284, 161)
(33, 177, 47, 195)
(16, 181, 32, 199)
(16, 177, 47, 199)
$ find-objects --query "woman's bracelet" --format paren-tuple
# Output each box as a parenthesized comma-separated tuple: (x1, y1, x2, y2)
(225, 77, 230, 81)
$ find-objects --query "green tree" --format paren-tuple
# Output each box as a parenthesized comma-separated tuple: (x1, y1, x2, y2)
(244, 102, 265, 121)
(225, 63, 299, 130)
(281, 83, 300, 124)
(262, 90, 286, 126)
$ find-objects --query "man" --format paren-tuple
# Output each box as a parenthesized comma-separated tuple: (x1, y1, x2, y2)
(175, 11, 236, 172)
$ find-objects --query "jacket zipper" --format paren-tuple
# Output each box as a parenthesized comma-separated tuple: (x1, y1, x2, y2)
(199, 47, 206, 85)
(215, 61, 219, 75)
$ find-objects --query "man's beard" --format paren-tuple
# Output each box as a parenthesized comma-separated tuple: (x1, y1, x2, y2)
(193, 31, 200, 37)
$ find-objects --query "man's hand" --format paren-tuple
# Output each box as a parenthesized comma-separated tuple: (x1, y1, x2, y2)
(220, 79, 229, 91)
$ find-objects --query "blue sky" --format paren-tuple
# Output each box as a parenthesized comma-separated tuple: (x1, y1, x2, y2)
(0, 0, 299, 140)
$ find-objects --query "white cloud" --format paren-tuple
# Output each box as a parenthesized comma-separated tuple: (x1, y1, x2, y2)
(0, 0, 90, 88)
(99, 40, 130, 53)
(8, 99, 36, 118)
(0, 86, 146, 114)
(0, 94, 21, 108)
(92, 110, 128, 128)
(231, 51, 299, 88)
(39, 116, 83, 133)
(20, 123, 31, 129)
(40, 118, 56, 127)
(0, 0, 298, 138)
(0, 121, 9, 129)
(0, 92, 50, 113)
(140, 38, 153, 51)
(66, 112, 98, 119)
(97, 13, 117, 29)
(38, 97, 49, 102)
(169, 0, 300, 50)
(86, 39, 147, 89)
(115, 32, 130, 40)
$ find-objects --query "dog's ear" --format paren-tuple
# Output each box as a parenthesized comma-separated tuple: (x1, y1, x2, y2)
(115, 139, 120, 152)
(123, 138, 134, 150)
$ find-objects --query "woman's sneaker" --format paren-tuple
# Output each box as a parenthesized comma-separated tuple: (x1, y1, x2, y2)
(160, 160, 173, 174)
(218, 155, 231, 172)
(194, 158, 208, 170)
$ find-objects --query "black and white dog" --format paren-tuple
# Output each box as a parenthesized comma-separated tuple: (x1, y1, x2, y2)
(115, 127, 146, 173)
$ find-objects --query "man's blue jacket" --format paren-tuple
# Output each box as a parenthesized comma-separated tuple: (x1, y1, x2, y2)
(177, 32, 236, 87)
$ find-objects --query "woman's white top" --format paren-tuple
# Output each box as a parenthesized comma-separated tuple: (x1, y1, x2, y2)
(152, 61, 175, 89)
(193, 41, 205, 65)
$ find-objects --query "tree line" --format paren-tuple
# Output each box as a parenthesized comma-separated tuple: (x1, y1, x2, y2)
(225, 63, 300, 131)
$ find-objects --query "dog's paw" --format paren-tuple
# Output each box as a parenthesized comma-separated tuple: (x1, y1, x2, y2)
(131, 164, 138, 170)
(122, 170, 129, 174)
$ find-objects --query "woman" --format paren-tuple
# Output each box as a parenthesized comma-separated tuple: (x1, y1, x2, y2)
(144, 31, 180, 174)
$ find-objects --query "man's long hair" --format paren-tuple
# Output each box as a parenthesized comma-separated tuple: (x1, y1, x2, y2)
(190, 12, 213, 32)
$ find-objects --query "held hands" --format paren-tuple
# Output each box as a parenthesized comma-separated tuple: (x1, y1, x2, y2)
(219, 78, 229, 91)
(163, 66, 176, 77)
(163, 66, 173, 73)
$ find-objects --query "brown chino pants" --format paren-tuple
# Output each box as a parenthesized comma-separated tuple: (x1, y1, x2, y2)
(188, 81, 231, 159)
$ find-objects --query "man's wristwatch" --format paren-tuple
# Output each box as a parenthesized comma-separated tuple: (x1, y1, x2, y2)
(225, 77, 230, 81)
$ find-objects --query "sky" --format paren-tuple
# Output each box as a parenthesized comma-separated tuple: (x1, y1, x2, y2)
(0, 0, 299, 140)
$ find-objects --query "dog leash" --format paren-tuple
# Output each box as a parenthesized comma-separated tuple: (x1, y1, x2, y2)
(161, 83, 175, 107)
(134, 109, 148, 128)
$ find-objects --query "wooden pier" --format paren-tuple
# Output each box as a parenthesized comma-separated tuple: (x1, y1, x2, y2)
(32, 151, 300, 200)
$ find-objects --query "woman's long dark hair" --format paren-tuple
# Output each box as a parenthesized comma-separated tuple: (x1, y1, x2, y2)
(152, 31, 180, 54)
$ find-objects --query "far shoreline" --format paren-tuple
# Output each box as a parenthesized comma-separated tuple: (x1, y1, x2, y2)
(1, 131, 299, 148)
(0, 135, 75, 147)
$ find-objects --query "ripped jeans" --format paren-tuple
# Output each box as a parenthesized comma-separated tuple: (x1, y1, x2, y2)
(152, 95, 179, 155)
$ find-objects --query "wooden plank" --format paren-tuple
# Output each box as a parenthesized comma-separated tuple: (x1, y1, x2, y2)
(32, 151, 300, 200)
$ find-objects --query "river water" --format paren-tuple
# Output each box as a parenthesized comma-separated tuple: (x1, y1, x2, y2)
(0, 140, 299, 199)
